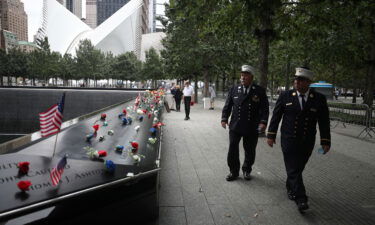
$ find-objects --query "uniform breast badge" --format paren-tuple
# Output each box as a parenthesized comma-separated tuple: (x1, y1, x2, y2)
(252, 95, 260, 102)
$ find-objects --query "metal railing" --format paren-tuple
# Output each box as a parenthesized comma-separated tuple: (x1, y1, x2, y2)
(328, 102, 375, 138)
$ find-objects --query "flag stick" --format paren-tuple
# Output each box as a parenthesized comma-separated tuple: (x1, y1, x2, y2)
(52, 131, 60, 158)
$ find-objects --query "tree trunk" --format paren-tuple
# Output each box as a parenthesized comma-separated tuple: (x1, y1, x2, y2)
(285, 56, 290, 91)
(364, 22, 375, 107)
(0, 76, 3, 86)
(203, 69, 209, 97)
(258, 7, 272, 89)
(222, 75, 227, 98)
(352, 88, 357, 103)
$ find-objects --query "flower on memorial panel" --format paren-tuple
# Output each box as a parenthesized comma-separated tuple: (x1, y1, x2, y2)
(127, 116, 133, 124)
(123, 109, 127, 115)
(142, 109, 147, 114)
(98, 150, 107, 157)
(134, 125, 140, 132)
(137, 109, 143, 115)
(104, 160, 116, 173)
(148, 137, 157, 144)
(100, 113, 106, 120)
(131, 142, 139, 150)
(149, 128, 157, 136)
(103, 121, 108, 126)
(153, 122, 165, 129)
(17, 161, 30, 174)
(108, 130, 114, 135)
(148, 113, 152, 119)
(17, 180, 31, 191)
(137, 116, 144, 122)
(93, 124, 100, 132)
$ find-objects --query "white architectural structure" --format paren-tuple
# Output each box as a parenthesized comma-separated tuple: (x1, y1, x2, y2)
(140, 32, 165, 61)
(36, 0, 144, 57)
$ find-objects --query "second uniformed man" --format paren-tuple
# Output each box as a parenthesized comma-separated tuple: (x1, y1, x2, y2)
(266, 67, 331, 212)
(221, 65, 269, 181)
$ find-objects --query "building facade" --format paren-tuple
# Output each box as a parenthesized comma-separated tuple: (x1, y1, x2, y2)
(0, 0, 28, 41)
(97, 0, 130, 26)
(18, 40, 38, 53)
(65, 0, 82, 19)
(86, 0, 97, 28)
(1, 30, 18, 53)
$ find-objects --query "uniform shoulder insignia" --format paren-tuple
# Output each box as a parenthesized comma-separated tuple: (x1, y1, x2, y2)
(310, 93, 314, 98)
(292, 92, 296, 96)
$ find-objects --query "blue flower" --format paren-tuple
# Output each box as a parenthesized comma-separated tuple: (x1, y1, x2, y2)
(104, 160, 116, 173)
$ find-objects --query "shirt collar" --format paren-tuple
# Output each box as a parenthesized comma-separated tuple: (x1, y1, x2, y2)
(296, 89, 310, 98)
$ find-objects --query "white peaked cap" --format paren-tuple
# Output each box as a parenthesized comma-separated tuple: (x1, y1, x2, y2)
(295, 67, 314, 80)
(241, 65, 255, 75)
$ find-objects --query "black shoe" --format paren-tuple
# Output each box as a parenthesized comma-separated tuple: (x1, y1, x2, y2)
(187, 117, 190, 120)
(287, 191, 296, 200)
(184, 117, 188, 120)
(243, 171, 251, 180)
(226, 173, 239, 181)
(295, 198, 309, 212)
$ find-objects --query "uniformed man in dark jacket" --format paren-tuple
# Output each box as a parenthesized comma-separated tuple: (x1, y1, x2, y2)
(267, 67, 331, 212)
(221, 65, 269, 181)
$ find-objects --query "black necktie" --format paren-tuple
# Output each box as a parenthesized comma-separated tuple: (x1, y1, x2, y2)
(300, 94, 306, 110)
(244, 86, 248, 95)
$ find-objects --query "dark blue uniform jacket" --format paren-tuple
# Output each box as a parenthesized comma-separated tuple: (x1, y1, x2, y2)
(267, 89, 331, 147)
(222, 84, 269, 136)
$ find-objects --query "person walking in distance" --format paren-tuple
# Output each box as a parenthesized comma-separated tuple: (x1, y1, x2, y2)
(182, 81, 194, 120)
(266, 67, 331, 212)
(173, 85, 183, 112)
(221, 65, 269, 181)
(209, 84, 216, 110)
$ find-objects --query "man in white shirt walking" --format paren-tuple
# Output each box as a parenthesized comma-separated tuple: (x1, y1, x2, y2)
(182, 81, 194, 120)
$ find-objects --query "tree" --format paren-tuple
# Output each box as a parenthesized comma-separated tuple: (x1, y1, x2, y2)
(142, 48, 163, 88)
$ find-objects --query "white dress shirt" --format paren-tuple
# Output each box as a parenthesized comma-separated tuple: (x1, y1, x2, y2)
(296, 89, 309, 110)
(183, 85, 194, 96)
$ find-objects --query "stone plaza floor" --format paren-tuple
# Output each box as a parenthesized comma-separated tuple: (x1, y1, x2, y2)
(158, 98, 375, 225)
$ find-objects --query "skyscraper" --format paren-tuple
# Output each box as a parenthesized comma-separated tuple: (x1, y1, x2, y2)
(97, 0, 130, 26)
(0, 0, 28, 41)
(63, 0, 83, 19)
(86, 0, 97, 28)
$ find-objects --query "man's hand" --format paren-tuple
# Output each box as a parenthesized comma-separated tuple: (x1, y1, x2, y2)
(267, 138, 275, 147)
(259, 123, 266, 132)
(322, 145, 330, 154)
(221, 122, 227, 129)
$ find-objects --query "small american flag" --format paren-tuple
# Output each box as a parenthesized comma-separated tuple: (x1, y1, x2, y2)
(50, 155, 67, 186)
(39, 93, 65, 137)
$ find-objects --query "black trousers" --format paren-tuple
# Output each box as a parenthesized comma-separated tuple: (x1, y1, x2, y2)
(227, 130, 258, 175)
(281, 137, 314, 200)
(184, 96, 191, 118)
(175, 98, 181, 111)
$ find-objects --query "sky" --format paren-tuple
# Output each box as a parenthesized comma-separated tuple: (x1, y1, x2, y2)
(21, 0, 43, 42)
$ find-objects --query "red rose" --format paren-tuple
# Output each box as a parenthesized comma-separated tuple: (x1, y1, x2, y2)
(142, 109, 147, 114)
(190, 101, 195, 106)
(101, 113, 106, 119)
(93, 124, 100, 131)
(123, 109, 127, 115)
(98, 150, 107, 157)
(131, 142, 139, 149)
(148, 113, 152, 119)
(17, 180, 32, 191)
(17, 161, 30, 174)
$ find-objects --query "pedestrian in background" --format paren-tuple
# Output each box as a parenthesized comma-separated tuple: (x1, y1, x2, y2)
(182, 81, 194, 120)
(209, 84, 216, 110)
(266, 67, 331, 212)
(221, 65, 269, 181)
(173, 85, 183, 112)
